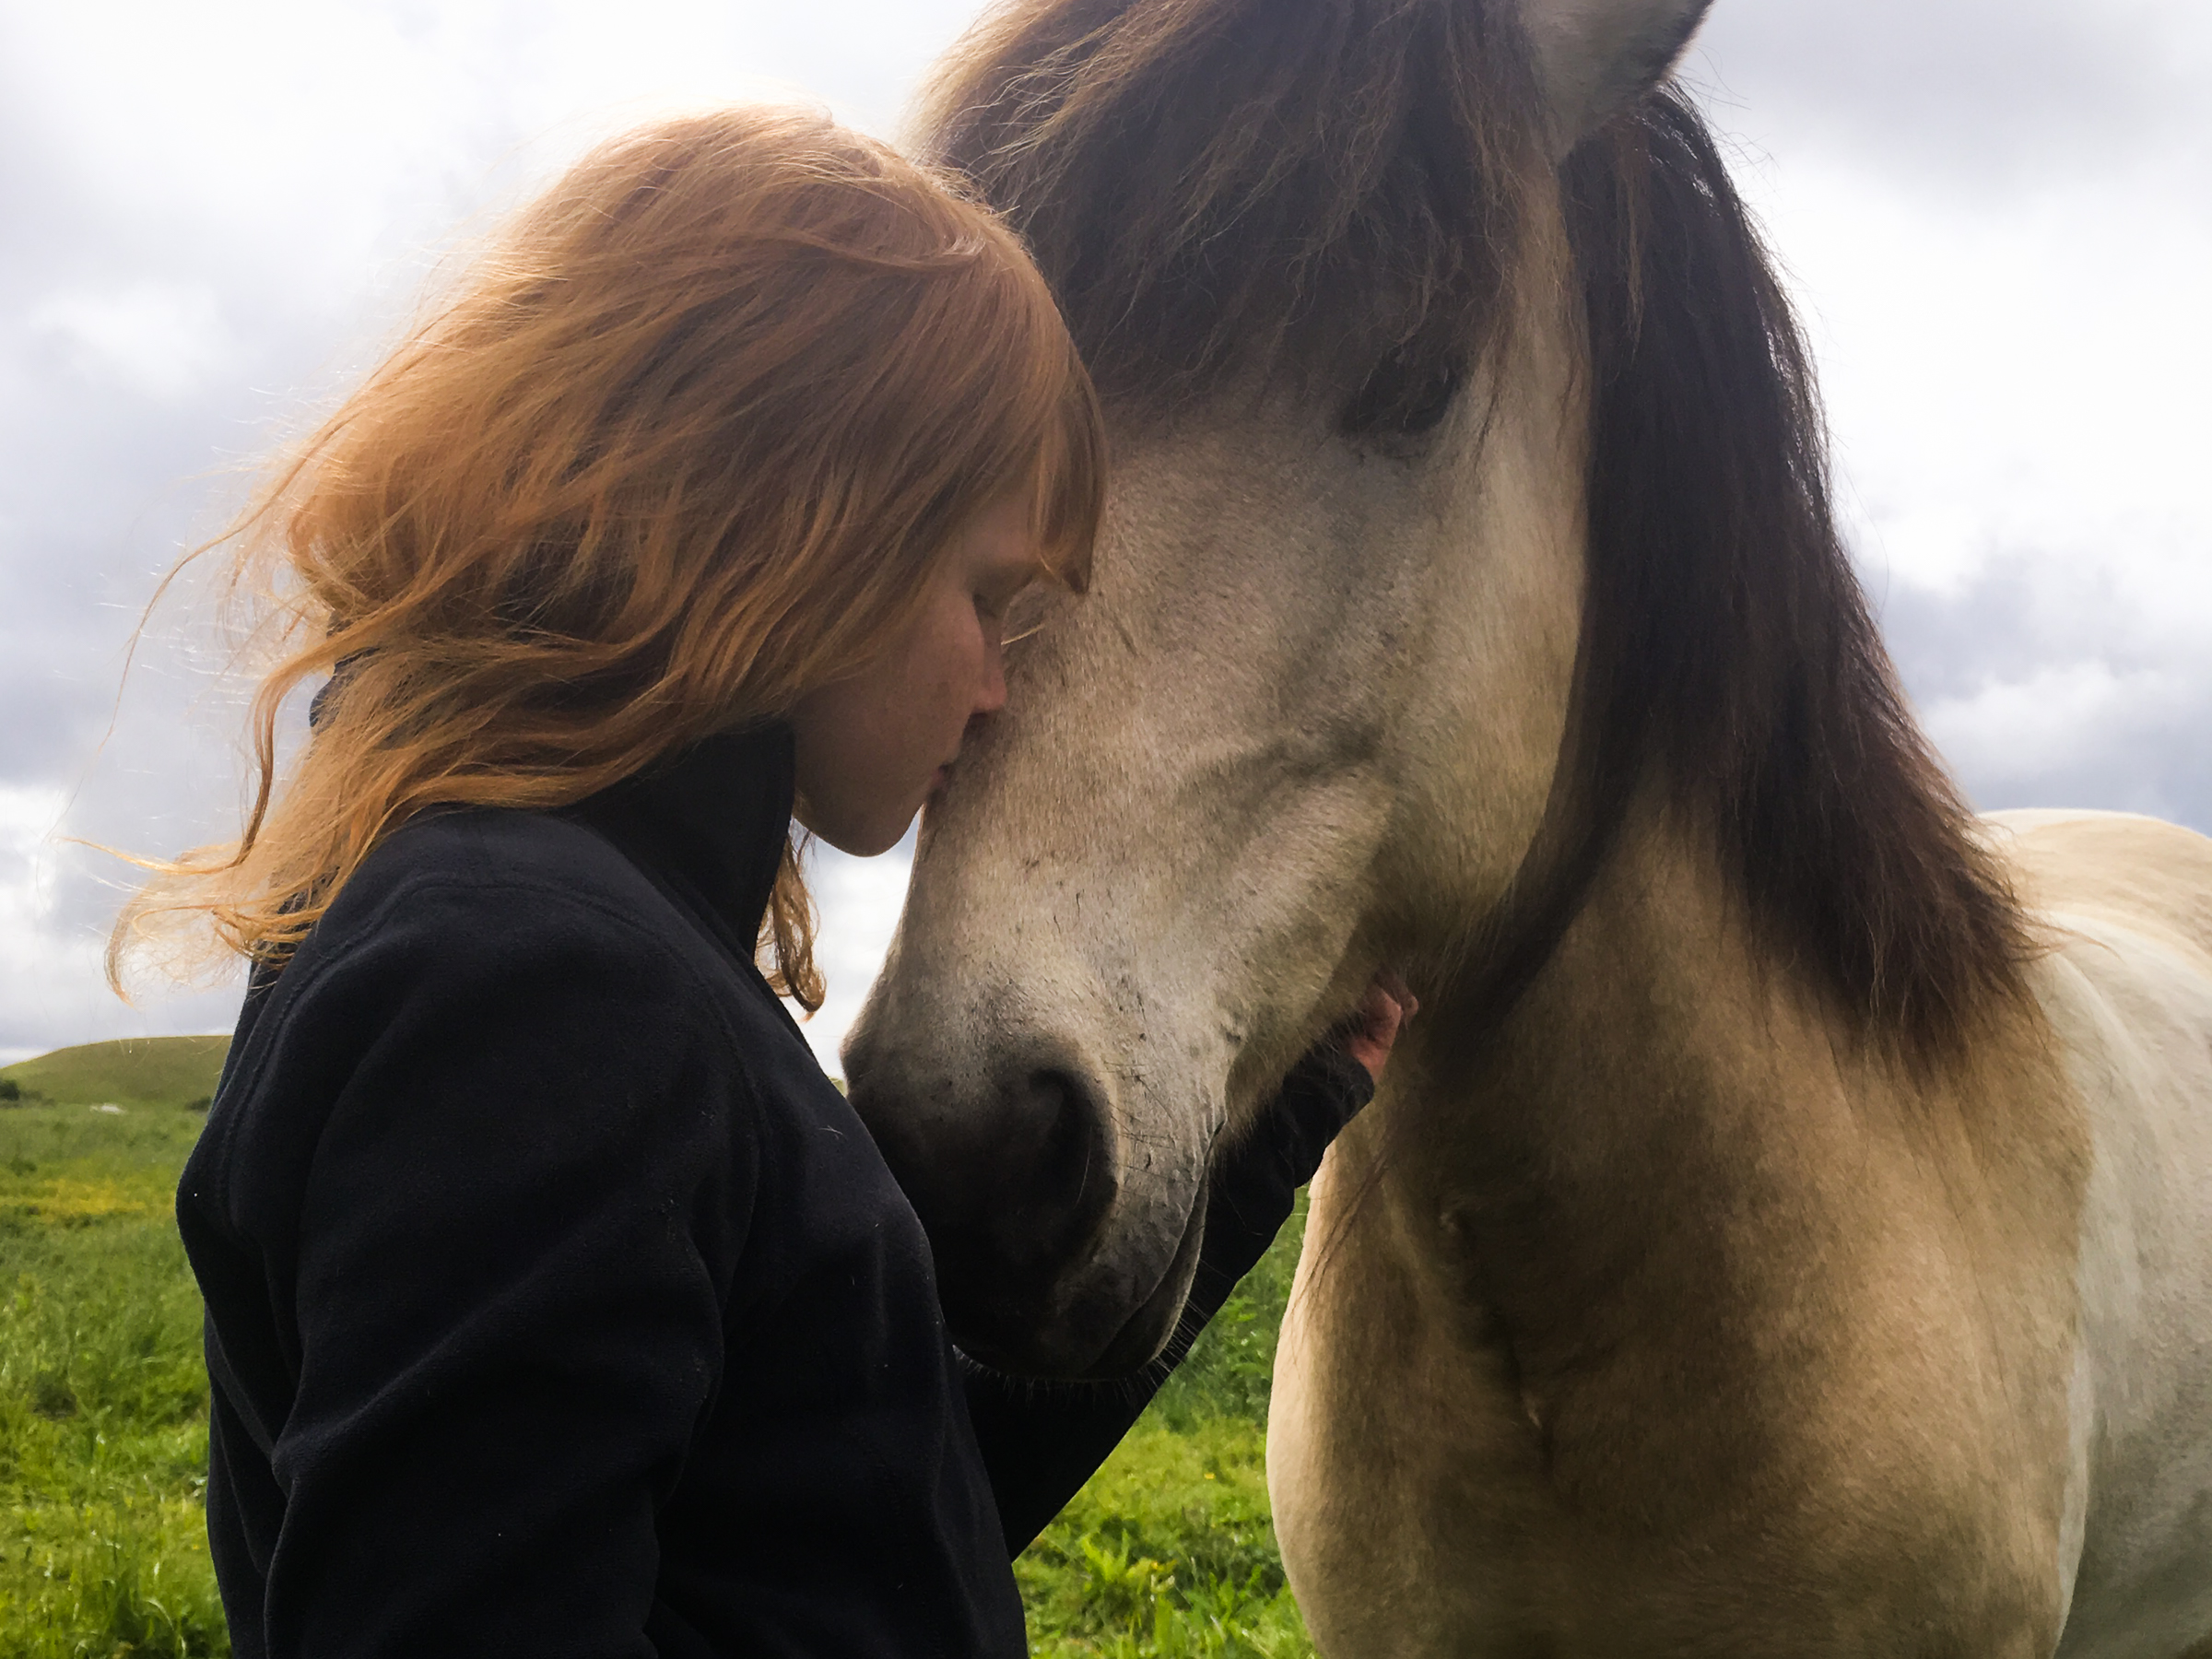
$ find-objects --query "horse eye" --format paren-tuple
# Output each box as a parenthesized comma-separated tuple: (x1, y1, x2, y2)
(1341, 351, 1464, 439)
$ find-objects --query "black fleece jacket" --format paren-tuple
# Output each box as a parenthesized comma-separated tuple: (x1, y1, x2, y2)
(178, 724, 1371, 1659)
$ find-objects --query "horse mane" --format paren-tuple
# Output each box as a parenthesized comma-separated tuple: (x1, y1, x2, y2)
(1561, 90, 2031, 1054)
(922, 1, 2032, 1056)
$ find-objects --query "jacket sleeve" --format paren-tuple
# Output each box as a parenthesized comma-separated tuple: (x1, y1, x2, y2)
(963, 1044, 1373, 1555)
(245, 881, 753, 1658)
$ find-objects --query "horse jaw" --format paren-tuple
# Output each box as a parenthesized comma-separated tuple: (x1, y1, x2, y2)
(843, 327, 1584, 1376)
(1518, 0, 1716, 153)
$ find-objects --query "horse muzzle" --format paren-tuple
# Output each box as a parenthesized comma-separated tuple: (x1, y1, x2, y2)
(844, 1032, 1207, 1379)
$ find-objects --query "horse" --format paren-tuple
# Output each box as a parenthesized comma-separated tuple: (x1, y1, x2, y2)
(841, 0, 2212, 1650)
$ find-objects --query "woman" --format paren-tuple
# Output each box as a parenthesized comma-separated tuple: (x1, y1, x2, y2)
(123, 108, 1410, 1657)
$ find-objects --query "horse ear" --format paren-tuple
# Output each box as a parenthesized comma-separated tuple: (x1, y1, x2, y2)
(1515, 0, 1714, 153)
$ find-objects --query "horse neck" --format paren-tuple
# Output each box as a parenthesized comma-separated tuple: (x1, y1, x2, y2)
(1373, 794, 2069, 1364)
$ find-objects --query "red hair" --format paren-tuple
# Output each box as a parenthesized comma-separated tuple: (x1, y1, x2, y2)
(112, 106, 1104, 1008)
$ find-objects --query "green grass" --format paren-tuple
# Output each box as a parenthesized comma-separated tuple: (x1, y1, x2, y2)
(1018, 1201, 1314, 1658)
(0, 1103, 228, 1655)
(1, 1040, 230, 1112)
(0, 1089, 1314, 1656)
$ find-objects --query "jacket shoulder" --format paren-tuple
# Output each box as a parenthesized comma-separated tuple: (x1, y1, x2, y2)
(311, 809, 714, 978)
(342, 808, 668, 924)
(244, 809, 757, 1088)
(196, 807, 777, 1198)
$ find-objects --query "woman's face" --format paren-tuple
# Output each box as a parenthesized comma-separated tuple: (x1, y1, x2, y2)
(791, 494, 1043, 857)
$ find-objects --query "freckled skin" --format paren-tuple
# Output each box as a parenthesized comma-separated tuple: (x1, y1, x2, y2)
(790, 496, 1041, 858)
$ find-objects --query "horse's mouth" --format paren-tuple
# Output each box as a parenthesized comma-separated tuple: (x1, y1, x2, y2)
(1080, 1182, 1211, 1380)
(947, 1180, 1211, 1382)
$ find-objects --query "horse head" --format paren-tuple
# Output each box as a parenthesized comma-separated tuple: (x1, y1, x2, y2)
(842, 0, 1712, 1378)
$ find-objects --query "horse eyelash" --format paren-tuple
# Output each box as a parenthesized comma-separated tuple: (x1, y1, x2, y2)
(1342, 354, 1465, 439)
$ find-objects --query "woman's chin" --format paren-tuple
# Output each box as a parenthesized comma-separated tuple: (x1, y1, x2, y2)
(794, 795, 921, 859)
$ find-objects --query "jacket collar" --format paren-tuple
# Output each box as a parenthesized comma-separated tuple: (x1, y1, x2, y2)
(308, 662, 798, 994)
(568, 724, 797, 968)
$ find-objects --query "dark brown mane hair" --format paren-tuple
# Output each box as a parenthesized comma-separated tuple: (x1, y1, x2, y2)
(916, 0, 1553, 428)
(1561, 88, 2030, 1053)
(924, 0, 2030, 1054)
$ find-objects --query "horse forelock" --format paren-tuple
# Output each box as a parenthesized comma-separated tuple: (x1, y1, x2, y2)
(914, 0, 1554, 425)
(921, 0, 2032, 1060)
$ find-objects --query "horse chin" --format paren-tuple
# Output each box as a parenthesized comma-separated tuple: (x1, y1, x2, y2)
(1078, 1181, 1211, 1380)
(951, 1182, 1211, 1382)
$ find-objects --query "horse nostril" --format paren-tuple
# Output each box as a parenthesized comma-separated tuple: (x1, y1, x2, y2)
(987, 1066, 1115, 1275)
(848, 1046, 1122, 1370)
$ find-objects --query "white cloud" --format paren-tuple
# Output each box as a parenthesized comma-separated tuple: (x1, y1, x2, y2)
(1710, 129, 2212, 585)
(0, 782, 234, 1062)
(1689, 0, 2212, 190)
(0, 784, 66, 945)
(1924, 661, 2205, 789)
(27, 284, 238, 402)
(1689, 12, 2212, 831)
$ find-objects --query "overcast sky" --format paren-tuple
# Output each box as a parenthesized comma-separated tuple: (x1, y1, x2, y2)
(2, 0, 2206, 1070)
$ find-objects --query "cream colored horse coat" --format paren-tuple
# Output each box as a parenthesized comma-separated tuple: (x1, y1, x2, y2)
(1269, 810, 2212, 1655)
(844, 0, 2212, 1650)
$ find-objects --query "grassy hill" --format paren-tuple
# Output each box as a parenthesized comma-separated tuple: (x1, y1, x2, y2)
(1, 1035, 230, 1110)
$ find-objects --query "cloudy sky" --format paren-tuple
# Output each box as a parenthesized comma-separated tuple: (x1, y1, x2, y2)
(2, 0, 2206, 1070)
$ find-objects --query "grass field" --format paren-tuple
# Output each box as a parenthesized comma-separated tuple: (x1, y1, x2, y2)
(1, 1074, 1316, 1656)
(0, 1040, 230, 1112)
(0, 1102, 229, 1655)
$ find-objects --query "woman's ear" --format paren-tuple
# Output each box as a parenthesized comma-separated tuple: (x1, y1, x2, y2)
(1516, 0, 1715, 156)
